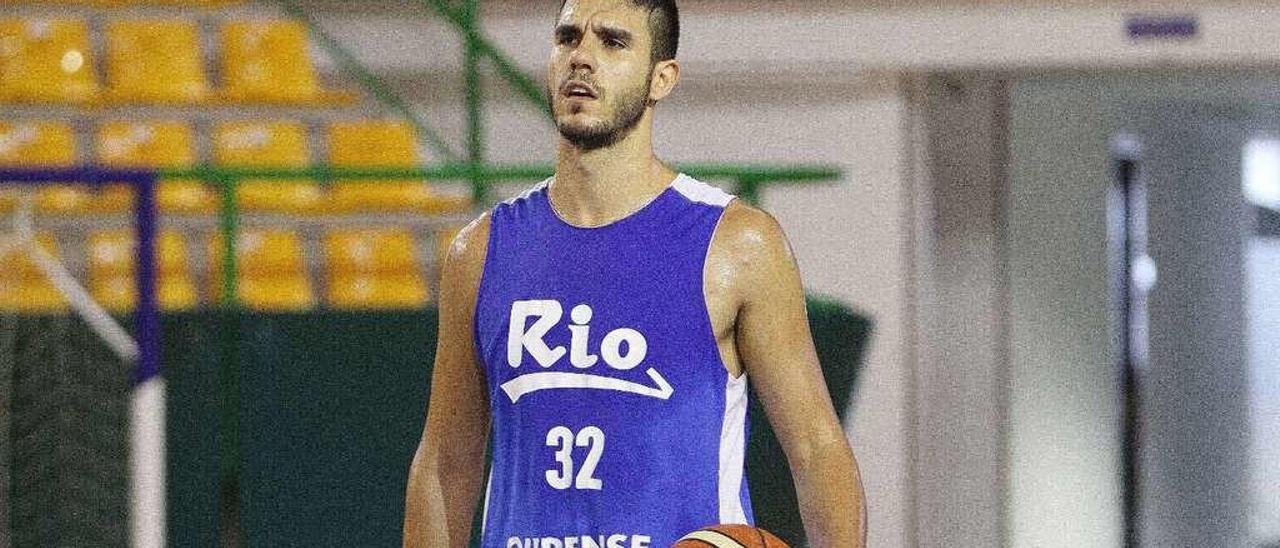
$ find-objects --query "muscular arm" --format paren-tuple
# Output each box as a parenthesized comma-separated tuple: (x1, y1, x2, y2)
(404, 214, 492, 548)
(712, 202, 868, 547)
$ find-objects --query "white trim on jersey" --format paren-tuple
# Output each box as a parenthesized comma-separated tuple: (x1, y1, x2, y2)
(503, 177, 551, 205)
(673, 174, 735, 208)
(718, 372, 750, 524)
(480, 470, 493, 535)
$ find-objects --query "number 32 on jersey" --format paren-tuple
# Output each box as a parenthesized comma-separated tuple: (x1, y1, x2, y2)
(545, 425, 605, 490)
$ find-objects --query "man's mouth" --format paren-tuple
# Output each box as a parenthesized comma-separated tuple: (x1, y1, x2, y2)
(561, 81, 598, 100)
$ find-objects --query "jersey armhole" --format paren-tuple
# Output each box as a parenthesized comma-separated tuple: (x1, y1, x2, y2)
(701, 197, 745, 381)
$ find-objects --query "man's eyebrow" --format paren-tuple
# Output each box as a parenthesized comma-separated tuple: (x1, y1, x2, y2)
(595, 25, 633, 42)
(554, 23, 581, 38)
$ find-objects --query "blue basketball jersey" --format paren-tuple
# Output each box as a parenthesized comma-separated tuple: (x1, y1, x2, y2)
(473, 173, 754, 548)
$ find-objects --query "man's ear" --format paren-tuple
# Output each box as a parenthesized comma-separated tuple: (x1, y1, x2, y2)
(648, 59, 680, 103)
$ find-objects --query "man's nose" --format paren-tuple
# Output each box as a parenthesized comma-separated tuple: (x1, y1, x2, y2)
(568, 41, 596, 73)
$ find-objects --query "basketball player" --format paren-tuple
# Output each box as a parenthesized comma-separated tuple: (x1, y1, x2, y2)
(404, 1, 867, 546)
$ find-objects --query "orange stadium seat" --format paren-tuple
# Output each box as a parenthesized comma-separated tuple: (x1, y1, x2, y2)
(0, 121, 92, 215)
(87, 229, 199, 311)
(213, 121, 321, 214)
(323, 228, 429, 309)
(105, 19, 210, 104)
(208, 228, 314, 310)
(0, 18, 99, 103)
(326, 120, 471, 214)
(95, 121, 217, 214)
(220, 20, 322, 105)
(0, 233, 67, 313)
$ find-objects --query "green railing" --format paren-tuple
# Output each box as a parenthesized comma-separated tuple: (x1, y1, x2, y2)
(161, 164, 842, 308)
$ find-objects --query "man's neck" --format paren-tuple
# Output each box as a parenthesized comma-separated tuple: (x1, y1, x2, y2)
(551, 118, 677, 227)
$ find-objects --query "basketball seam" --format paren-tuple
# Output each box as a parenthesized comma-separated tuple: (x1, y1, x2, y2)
(756, 528, 767, 547)
(680, 530, 749, 548)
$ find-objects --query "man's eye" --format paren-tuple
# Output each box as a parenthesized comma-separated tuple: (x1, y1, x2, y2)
(605, 39, 625, 48)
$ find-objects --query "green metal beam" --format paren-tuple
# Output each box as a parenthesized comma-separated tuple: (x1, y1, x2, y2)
(420, 0, 553, 119)
(462, 0, 488, 204)
(278, 0, 462, 162)
(165, 164, 841, 187)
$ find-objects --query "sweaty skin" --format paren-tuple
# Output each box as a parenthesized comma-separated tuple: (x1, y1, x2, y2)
(403, 1, 867, 547)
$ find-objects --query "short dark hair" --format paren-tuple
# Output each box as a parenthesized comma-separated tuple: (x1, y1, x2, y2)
(558, 0, 679, 62)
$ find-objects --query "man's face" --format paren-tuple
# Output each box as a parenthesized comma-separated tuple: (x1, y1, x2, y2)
(548, 0, 655, 150)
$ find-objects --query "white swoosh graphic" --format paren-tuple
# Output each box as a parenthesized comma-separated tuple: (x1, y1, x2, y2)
(500, 368, 674, 403)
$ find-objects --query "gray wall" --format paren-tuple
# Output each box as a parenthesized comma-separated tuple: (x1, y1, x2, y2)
(1007, 74, 1123, 548)
(1138, 107, 1251, 547)
(1004, 71, 1276, 548)
(910, 74, 1008, 548)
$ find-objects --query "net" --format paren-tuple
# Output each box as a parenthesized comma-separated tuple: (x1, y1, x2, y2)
(0, 170, 163, 548)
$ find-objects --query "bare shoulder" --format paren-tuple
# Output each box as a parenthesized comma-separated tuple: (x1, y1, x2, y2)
(439, 210, 493, 294)
(710, 200, 796, 270)
(706, 200, 799, 313)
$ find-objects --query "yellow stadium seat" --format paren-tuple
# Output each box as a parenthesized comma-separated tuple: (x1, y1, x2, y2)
(220, 20, 320, 104)
(0, 232, 60, 279)
(0, 121, 91, 214)
(90, 275, 199, 312)
(232, 276, 314, 311)
(0, 121, 75, 164)
(87, 229, 197, 311)
(208, 228, 306, 276)
(0, 233, 67, 313)
(323, 228, 420, 274)
(0, 18, 99, 103)
(327, 273, 429, 310)
(207, 229, 313, 310)
(322, 228, 427, 309)
(213, 121, 321, 213)
(83, 0, 245, 8)
(95, 121, 216, 214)
(328, 121, 418, 168)
(325, 120, 472, 214)
(88, 229, 190, 277)
(105, 19, 209, 104)
(0, 279, 67, 313)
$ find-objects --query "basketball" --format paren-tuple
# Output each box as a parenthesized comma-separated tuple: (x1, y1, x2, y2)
(674, 524, 790, 548)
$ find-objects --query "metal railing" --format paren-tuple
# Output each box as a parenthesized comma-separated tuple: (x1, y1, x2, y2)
(153, 164, 841, 307)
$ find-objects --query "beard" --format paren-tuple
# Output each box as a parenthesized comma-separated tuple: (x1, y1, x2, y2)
(551, 71, 651, 151)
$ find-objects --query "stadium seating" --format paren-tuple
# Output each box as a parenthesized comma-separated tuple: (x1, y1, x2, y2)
(94, 120, 217, 214)
(0, 2, 455, 313)
(105, 19, 210, 104)
(87, 229, 199, 311)
(81, 0, 244, 6)
(213, 121, 322, 214)
(0, 233, 67, 312)
(322, 228, 429, 309)
(325, 120, 471, 214)
(327, 121, 428, 212)
(220, 20, 323, 104)
(0, 18, 99, 103)
(0, 121, 93, 214)
(208, 228, 315, 310)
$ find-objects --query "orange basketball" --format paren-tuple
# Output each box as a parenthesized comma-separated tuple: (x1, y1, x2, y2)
(673, 524, 790, 547)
